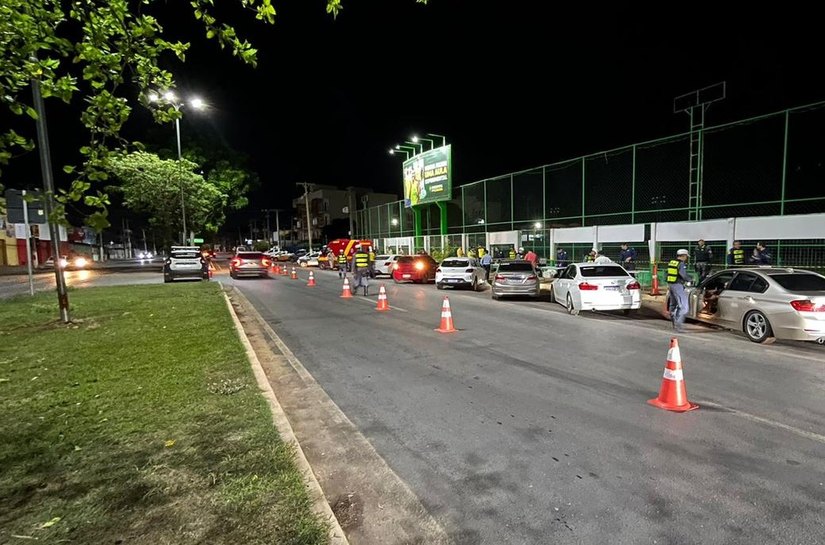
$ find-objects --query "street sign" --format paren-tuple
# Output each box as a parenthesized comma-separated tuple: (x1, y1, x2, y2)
(4, 189, 44, 223)
(193, 237, 204, 244)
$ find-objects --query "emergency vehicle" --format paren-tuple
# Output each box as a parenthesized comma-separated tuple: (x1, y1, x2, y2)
(318, 239, 373, 270)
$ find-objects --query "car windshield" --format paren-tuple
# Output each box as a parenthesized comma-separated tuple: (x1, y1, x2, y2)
(441, 259, 469, 268)
(498, 263, 534, 272)
(579, 265, 630, 277)
(768, 273, 825, 291)
(238, 252, 264, 260)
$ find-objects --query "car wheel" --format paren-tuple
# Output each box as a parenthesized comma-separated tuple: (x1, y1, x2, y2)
(230, 271, 236, 279)
(744, 310, 774, 343)
(163, 274, 171, 283)
(549, 286, 556, 303)
(436, 282, 444, 290)
(492, 293, 500, 300)
(622, 308, 631, 316)
(566, 294, 579, 316)
(300, 262, 307, 268)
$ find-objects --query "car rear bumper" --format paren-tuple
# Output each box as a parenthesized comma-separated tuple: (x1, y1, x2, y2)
(773, 316, 825, 341)
(492, 283, 539, 296)
(232, 267, 269, 277)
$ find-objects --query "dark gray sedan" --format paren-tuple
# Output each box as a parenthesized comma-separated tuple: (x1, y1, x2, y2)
(491, 261, 540, 300)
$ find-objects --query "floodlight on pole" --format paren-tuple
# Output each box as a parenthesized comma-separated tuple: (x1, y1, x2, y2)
(426, 133, 447, 147)
(411, 135, 435, 149)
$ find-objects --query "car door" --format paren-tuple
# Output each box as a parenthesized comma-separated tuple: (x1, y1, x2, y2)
(717, 271, 760, 327)
(690, 271, 735, 322)
(553, 265, 575, 303)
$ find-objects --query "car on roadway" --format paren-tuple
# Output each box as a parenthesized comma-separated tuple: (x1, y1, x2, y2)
(44, 254, 90, 270)
(229, 251, 271, 279)
(374, 255, 401, 276)
(297, 251, 321, 267)
(551, 263, 641, 315)
(392, 255, 437, 284)
(490, 260, 541, 299)
(164, 246, 209, 283)
(686, 267, 825, 344)
(436, 257, 487, 291)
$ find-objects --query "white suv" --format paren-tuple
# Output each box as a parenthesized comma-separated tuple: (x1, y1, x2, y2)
(164, 246, 208, 283)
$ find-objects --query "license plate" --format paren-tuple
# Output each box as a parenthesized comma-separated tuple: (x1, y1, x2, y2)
(604, 285, 620, 291)
(402, 274, 411, 279)
(447, 278, 459, 283)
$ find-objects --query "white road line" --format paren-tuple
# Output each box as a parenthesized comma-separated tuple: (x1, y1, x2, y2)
(699, 400, 825, 445)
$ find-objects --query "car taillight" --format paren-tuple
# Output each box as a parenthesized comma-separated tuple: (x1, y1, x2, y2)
(627, 281, 641, 290)
(393, 263, 399, 270)
(495, 274, 505, 281)
(578, 282, 599, 290)
(262, 259, 271, 266)
(231, 259, 241, 267)
(791, 300, 825, 312)
(415, 262, 425, 270)
(526, 274, 537, 280)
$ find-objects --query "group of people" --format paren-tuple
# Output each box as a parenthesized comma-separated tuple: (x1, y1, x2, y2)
(337, 244, 375, 296)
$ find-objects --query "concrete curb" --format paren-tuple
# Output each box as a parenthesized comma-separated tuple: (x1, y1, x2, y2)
(222, 289, 349, 545)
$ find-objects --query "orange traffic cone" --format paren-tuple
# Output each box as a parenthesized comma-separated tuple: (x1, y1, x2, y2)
(340, 278, 353, 298)
(307, 271, 316, 287)
(376, 284, 390, 311)
(281, 263, 288, 276)
(648, 338, 699, 412)
(274, 263, 281, 275)
(290, 267, 298, 279)
(435, 296, 457, 333)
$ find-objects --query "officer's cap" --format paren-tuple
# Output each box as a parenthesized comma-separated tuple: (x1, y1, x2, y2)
(677, 249, 689, 256)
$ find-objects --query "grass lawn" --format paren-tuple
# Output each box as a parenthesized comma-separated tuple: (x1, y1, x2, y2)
(0, 283, 329, 544)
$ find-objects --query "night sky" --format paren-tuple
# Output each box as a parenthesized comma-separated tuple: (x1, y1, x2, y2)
(5, 2, 823, 233)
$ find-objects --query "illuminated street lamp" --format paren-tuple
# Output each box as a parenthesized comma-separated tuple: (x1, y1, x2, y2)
(389, 148, 410, 159)
(427, 133, 447, 147)
(148, 91, 207, 244)
(391, 218, 399, 226)
(411, 134, 435, 150)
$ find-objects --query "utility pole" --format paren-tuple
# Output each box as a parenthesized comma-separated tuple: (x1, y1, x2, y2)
(31, 62, 70, 322)
(297, 182, 314, 251)
(262, 208, 284, 248)
(346, 187, 355, 237)
(262, 209, 272, 244)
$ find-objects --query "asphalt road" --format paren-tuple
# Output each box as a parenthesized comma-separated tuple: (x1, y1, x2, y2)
(0, 267, 162, 299)
(229, 267, 825, 545)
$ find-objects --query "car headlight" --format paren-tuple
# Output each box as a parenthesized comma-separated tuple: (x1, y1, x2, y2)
(58, 258, 68, 268)
(74, 257, 88, 268)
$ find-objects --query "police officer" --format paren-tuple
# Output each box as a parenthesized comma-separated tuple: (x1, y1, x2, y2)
(337, 249, 347, 278)
(508, 247, 516, 260)
(666, 249, 691, 333)
(693, 239, 713, 282)
(368, 246, 376, 278)
(585, 248, 597, 262)
(727, 240, 745, 266)
(352, 244, 371, 296)
(556, 247, 569, 268)
(618, 243, 637, 271)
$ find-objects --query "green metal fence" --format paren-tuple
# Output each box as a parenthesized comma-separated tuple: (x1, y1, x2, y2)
(356, 101, 825, 271)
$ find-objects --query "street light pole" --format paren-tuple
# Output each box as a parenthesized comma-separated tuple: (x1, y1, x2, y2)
(427, 133, 447, 147)
(297, 182, 314, 251)
(175, 116, 187, 245)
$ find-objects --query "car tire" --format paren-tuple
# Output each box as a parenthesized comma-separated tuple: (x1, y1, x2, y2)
(549, 286, 556, 303)
(163, 274, 171, 283)
(622, 308, 632, 316)
(300, 262, 307, 268)
(566, 294, 579, 316)
(492, 293, 500, 300)
(744, 310, 774, 343)
(436, 282, 444, 290)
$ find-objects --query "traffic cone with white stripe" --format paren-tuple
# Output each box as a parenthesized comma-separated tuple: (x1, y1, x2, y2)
(307, 271, 316, 287)
(290, 267, 298, 279)
(281, 263, 288, 276)
(340, 278, 353, 298)
(274, 263, 281, 275)
(435, 296, 457, 333)
(376, 284, 389, 311)
(648, 338, 698, 412)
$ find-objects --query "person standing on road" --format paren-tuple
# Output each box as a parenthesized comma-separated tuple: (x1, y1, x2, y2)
(727, 240, 746, 266)
(337, 250, 348, 278)
(693, 239, 713, 282)
(556, 247, 569, 268)
(508, 247, 516, 260)
(618, 243, 637, 271)
(480, 252, 492, 279)
(666, 249, 691, 333)
(352, 244, 371, 296)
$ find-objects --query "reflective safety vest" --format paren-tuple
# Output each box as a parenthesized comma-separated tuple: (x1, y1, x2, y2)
(666, 259, 682, 284)
(354, 252, 369, 269)
(730, 248, 745, 265)
(508, 249, 516, 259)
(337, 253, 347, 265)
(369, 251, 375, 263)
(478, 248, 486, 258)
(585, 255, 595, 262)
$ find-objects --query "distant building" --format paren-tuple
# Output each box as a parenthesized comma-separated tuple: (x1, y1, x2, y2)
(292, 185, 396, 244)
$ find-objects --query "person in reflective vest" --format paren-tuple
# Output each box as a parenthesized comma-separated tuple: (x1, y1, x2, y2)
(693, 239, 713, 282)
(508, 247, 516, 260)
(666, 249, 691, 333)
(352, 245, 371, 296)
(368, 248, 376, 278)
(727, 240, 745, 266)
(337, 250, 347, 278)
(585, 248, 596, 262)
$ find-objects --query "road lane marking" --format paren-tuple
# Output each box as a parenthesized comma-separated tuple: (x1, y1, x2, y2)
(699, 400, 825, 445)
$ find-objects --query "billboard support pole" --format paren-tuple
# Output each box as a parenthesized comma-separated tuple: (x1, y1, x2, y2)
(413, 206, 423, 251)
(437, 201, 448, 236)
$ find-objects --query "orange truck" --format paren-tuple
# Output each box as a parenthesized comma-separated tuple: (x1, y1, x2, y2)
(318, 239, 373, 270)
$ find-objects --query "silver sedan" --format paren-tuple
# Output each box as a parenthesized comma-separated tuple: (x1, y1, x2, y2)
(686, 268, 825, 343)
(491, 261, 540, 299)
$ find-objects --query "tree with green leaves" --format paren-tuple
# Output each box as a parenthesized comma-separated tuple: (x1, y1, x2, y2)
(1, 0, 430, 228)
(107, 151, 224, 248)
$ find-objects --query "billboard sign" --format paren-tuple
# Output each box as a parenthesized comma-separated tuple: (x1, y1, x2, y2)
(403, 145, 451, 207)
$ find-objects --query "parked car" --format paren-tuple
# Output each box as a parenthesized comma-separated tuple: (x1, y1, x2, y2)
(229, 251, 271, 279)
(551, 263, 641, 315)
(687, 267, 825, 343)
(392, 255, 437, 283)
(374, 255, 400, 276)
(436, 257, 487, 291)
(164, 246, 209, 283)
(491, 260, 540, 299)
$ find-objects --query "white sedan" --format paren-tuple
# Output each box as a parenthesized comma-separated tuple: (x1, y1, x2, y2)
(551, 263, 641, 315)
(436, 257, 487, 291)
(297, 251, 321, 267)
(374, 255, 400, 276)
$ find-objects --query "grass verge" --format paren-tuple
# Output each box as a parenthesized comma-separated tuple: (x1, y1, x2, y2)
(0, 283, 329, 545)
